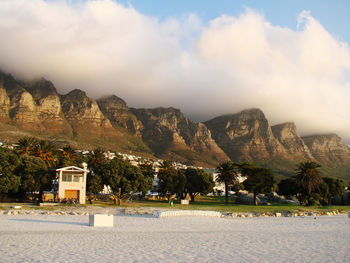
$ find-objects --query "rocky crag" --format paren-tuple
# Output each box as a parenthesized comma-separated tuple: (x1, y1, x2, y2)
(130, 107, 229, 165)
(0, 71, 349, 179)
(204, 109, 350, 167)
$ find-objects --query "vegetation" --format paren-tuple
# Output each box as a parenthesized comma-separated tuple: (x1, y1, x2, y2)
(184, 168, 215, 202)
(0, 137, 348, 208)
(157, 161, 185, 201)
(277, 161, 347, 206)
(321, 177, 345, 205)
(0, 148, 21, 201)
(241, 163, 276, 205)
(98, 157, 153, 205)
(216, 161, 240, 204)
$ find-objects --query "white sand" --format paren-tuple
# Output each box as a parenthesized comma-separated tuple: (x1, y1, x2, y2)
(0, 214, 349, 263)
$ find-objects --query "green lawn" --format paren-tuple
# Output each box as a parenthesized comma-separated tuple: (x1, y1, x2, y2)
(1, 196, 350, 213)
(123, 196, 350, 213)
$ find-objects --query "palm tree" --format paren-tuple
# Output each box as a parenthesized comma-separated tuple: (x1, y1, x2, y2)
(61, 145, 76, 159)
(295, 161, 324, 205)
(35, 140, 56, 168)
(16, 137, 38, 156)
(87, 148, 107, 169)
(216, 161, 240, 204)
(58, 145, 78, 166)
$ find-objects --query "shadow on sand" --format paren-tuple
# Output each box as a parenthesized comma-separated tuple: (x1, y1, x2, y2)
(10, 218, 88, 226)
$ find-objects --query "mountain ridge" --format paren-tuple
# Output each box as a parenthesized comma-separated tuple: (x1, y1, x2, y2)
(0, 70, 349, 180)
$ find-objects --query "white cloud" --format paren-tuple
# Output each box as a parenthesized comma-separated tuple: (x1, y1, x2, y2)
(0, 0, 349, 143)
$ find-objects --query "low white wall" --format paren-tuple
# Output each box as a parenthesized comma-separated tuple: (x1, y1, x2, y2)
(154, 210, 221, 218)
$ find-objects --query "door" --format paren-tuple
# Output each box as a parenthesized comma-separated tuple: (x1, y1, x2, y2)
(65, 190, 79, 201)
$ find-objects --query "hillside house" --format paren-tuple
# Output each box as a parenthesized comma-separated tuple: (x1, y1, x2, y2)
(56, 166, 88, 204)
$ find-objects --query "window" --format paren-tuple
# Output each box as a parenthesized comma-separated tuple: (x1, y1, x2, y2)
(73, 175, 80, 182)
(62, 174, 72, 182)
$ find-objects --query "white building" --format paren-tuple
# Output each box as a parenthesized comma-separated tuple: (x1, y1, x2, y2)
(56, 166, 89, 204)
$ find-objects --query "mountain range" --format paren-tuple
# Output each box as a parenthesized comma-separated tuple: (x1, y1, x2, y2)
(1, 71, 349, 181)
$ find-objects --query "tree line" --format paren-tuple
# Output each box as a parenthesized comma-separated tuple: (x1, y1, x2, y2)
(0, 137, 215, 204)
(0, 137, 347, 205)
(216, 161, 346, 206)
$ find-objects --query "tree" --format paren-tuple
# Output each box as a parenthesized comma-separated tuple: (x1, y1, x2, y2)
(185, 168, 214, 202)
(101, 157, 153, 205)
(277, 177, 300, 197)
(0, 148, 21, 201)
(242, 164, 276, 205)
(139, 162, 155, 179)
(86, 173, 103, 204)
(157, 162, 185, 201)
(57, 145, 79, 167)
(16, 137, 38, 156)
(295, 161, 324, 205)
(216, 161, 240, 204)
(321, 177, 345, 205)
(87, 148, 108, 173)
(34, 140, 56, 168)
(16, 155, 54, 202)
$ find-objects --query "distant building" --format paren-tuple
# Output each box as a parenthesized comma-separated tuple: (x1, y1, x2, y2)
(56, 166, 88, 204)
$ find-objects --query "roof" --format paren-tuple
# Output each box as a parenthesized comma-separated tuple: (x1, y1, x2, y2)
(56, 166, 89, 172)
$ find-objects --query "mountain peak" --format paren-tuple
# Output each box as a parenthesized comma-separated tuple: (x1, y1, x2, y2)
(64, 89, 87, 98)
(302, 134, 350, 164)
(21, 78, 58, 102)
(97, 95, 128, 109)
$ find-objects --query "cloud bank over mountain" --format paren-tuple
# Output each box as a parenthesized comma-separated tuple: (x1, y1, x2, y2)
(0, 0, 349, 143)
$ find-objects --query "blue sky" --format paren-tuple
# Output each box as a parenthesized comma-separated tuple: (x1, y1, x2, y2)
(117, 0, 350, 44)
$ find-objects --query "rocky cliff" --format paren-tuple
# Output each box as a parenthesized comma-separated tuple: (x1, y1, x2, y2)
(131, 107, 229, 165)
(0, 86, 10, 121)
(97, 95, 143, 136)
(0, 70, 349, 175)
(302, 134, 350, 165)
(271, 122, 313, 160)
(204, 109, 286, 161)
(0, 72, 70, 134)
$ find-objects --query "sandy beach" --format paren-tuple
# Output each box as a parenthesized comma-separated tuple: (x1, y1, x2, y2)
(0, 214, 349, 263)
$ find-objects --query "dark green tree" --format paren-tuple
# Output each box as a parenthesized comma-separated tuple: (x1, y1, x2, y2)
(174, 169, 187, 199)
(216, 161, 240, 204)
(57, 145, 79, 167)
(16, 137, 38, 156)
(157, 162, 185, 201)
(34, 140, 56, 168)
(86, 173, 103, 204)
(16, 155, 54, 202)
(87, 148, 108, 173)
(242, 164, 276, 205)
(0, 148, 21, 201)
(185, 168, 214, 202)
(295, 161, 324, 205)
(101, 157, 153, 205)
(321, 177, 345, 205)
(139, 162, 155, 179)
(277, 177, 300, 197)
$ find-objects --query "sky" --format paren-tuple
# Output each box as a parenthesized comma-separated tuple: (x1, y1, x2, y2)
(0, 0, 349, 143)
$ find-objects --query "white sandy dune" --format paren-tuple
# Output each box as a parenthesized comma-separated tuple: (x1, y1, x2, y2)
(0, 214, 349, 263)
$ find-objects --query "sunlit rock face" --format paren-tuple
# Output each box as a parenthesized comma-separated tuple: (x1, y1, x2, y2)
(0, 86, 10, 121)
(0, 72, 71, 134)
(302, 134, 350, 165)
(0, 70, 350, 173)
(204, 108, 287, 161)
(271, 122, 313, 160)
(131, 107, 229, 165)
(97, 95, 143, 136)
